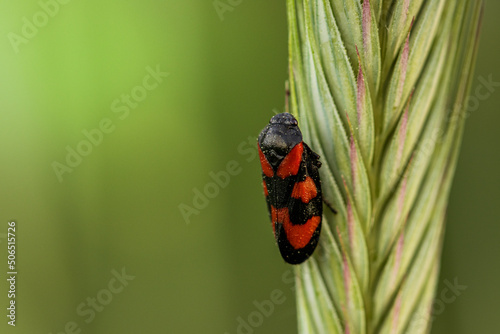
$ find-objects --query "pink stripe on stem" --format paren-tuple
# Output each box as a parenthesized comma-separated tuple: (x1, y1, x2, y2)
(362, 0, 372, 52)
(396, 31, 410, 107)
(391, 291, 403, 333)
(391, 228, 405, 287)
(400, 0, 411, 32)
(343, 252, 351, 334)
(396, 103, 409, 165)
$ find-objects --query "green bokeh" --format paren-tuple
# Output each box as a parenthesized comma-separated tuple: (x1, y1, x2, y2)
(0, 1, 498, 333)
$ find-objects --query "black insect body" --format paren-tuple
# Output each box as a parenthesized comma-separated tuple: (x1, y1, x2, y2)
(258, 112, 325, 264)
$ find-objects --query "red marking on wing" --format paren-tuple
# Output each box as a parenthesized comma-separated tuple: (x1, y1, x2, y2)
(277, 142, 303, 179)
(271, 206, 320, 250)
(284, 216, 321, 249)
(263, 180, 269, 196)
(258, 146, 274, 177)
(291, 176, 317, 203)
(271, 206, 281, 230)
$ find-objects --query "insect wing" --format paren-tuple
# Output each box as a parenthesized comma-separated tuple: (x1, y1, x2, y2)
(275, 143, 323, 264)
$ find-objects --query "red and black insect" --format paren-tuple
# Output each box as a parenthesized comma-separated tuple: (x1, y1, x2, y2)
(258, 112, 330, 264)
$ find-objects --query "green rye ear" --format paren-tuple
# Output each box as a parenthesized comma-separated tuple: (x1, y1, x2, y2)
(286, 0, 484, 333)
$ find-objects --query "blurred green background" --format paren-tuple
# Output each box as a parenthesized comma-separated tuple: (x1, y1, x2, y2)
(0, 1, 498, 333)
